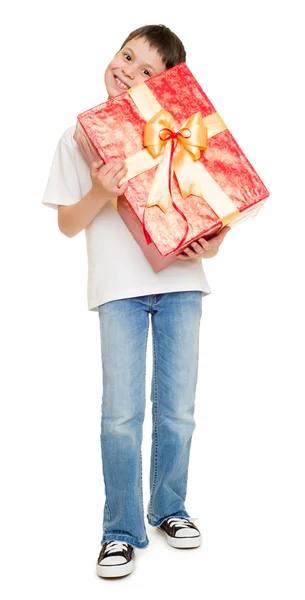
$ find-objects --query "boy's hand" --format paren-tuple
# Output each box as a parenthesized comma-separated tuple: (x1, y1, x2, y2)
(90, 159, 128, 201)
(177, 225, 231, 260)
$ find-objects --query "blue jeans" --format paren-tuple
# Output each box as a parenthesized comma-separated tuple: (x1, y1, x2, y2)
(98, 291, 203, 549)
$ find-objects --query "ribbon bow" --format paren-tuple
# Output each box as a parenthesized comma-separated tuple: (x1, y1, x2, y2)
(144, 109, 208, 213)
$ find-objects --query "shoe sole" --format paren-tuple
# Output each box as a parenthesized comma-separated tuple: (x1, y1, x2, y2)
(96, 558, 134, 578)
(156, 527, 202, 548)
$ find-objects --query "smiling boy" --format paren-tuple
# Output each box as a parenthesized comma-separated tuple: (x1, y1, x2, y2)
(42, 24, 230, 579)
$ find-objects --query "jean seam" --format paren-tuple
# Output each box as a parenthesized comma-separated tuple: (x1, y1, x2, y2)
(140, 317, 150, 518)
(102, 531, 146, 540)
(99, 311, 111, 522)
(100, 418, 112, 521)
(149, 323, 158, 517)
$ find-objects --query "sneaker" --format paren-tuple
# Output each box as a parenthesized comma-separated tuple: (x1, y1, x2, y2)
(96, 540, 135, 578)
(156, 517, 202, 548)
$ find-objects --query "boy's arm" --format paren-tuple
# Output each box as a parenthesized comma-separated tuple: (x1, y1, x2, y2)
(58, 159, 128, 237)
(58, 188, 108, 238)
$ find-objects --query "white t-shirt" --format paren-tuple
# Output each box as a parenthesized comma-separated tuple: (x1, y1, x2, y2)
(42, 125, 212, 311)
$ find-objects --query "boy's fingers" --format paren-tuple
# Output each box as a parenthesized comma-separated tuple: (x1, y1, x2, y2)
(104, 160, 126, 177)
(198, 226, 229, 247)
(198, 237, 210, 249)
(91, 160, 122, 178)
(91, 159, 104, 171)
(111, 164, 128, 185)
(116, 181, 128, 196)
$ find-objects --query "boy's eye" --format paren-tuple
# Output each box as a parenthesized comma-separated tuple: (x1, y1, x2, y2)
(143, 69, 151, 77)
(124, 53, 132, 61)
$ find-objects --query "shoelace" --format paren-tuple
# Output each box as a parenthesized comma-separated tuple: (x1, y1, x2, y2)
(167, 517, 198, 528)
(104, 540, 129, 554)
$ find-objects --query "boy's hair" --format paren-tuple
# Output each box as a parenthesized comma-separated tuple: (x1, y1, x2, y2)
(119, 24, 186, 70)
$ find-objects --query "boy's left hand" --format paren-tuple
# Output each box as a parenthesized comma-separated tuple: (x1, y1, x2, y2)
(177, 225, 231, 260)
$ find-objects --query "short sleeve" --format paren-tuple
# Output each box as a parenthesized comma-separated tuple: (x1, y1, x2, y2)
(42, 131, 82, 210)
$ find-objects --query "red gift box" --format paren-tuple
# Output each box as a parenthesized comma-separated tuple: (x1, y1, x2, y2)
(73, 63, 269, 271)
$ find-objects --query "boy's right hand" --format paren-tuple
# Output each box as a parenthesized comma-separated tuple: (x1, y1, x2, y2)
(90, 159, 128, 202)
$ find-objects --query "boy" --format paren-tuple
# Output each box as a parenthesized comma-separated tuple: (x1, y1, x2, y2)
(42, 24, 230, 579)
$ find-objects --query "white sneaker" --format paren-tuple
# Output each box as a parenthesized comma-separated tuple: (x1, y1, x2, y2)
(157, 517, 202, 548)
(96, 540, 135, 578)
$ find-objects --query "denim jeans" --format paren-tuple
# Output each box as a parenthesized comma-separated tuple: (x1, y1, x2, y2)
(98, 291, 203, 549)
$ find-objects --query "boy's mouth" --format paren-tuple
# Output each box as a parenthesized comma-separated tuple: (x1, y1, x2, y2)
(113, 75, 130, 90)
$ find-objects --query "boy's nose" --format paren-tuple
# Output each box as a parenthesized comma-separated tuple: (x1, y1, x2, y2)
(122, 67, 135, 80)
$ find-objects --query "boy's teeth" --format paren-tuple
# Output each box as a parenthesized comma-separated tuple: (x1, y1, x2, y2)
(115, 76, 128, 89)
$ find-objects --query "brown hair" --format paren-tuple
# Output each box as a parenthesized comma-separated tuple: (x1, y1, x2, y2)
(119, 24, 186, 70)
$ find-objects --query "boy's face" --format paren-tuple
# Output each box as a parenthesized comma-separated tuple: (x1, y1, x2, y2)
(104, 36, 166, 99)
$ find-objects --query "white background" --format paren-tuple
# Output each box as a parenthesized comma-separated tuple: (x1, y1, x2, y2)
(1, 0, 304, 597)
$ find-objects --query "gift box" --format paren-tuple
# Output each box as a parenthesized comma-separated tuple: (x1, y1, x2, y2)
(73, 63, 269, 271)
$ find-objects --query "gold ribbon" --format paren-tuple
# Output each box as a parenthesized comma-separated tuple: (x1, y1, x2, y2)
(143, 109, 208, 212)
(111, 82, 240, 228)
